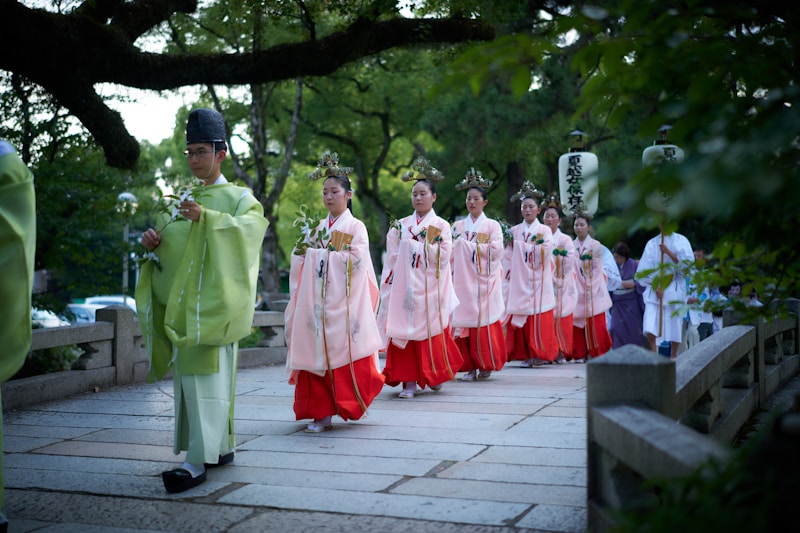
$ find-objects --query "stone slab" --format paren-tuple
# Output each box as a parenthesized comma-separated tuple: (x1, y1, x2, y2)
(3, 435, 63, 453)
(508, 415, 587, 434)
(3, 411, 174, 431)
(209, 464, 401, 492)
(472, 445, 587, 467)
(241, 434, 485, 461)
(5, 453, 178, 476)
(232, 449, 440, 477)
(390, 477, 586, 507)
(219, 484, 532, 527)
(516, 503, 588, 532)
(31, 440, 184, 463)
(6, 490, 252, 531)
(437, 461, 587, 487)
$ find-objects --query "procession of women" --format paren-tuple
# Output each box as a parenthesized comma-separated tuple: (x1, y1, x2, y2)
(283, 151, 656, 433)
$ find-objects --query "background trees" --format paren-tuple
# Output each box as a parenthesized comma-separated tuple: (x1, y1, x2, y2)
(2, 0, 797, 312)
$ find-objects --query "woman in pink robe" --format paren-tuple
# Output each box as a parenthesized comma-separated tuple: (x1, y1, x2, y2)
(377, 159, 463, 398)
(502, 182, 558, 367)
(285, 152, 385, 432)
(542, 196, 577, 361)
(572, 213, 612, 359)
(450, 169, 506, 381)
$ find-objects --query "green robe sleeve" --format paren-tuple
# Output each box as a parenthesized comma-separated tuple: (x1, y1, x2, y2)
(138, 184, 268, 381)
(0, 143, 35, 383)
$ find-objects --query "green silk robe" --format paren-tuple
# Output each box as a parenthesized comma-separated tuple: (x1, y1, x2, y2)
(136, 182, 268, 381)
(0, 143, 35, 383)
(0, 142, 35, 517)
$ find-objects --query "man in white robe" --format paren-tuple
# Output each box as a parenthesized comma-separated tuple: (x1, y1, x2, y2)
(636, 226, 693, 359)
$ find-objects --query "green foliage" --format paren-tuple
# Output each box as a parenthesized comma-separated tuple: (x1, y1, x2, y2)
(1, 71, 160, 308)
(437, 0, 800, 316)
(436, 34, 557, 99)
(238, 327, 264, 349)
(12, 345, 81, 380)
(612, 412, 794, 533)
(290, 204, 328, 255)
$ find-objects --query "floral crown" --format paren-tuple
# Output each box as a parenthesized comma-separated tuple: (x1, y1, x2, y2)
(510, 180, 544, 203)
(308, 150, 354, 181)
(401, 156, 445, 183)
(455, 167, 493, 191)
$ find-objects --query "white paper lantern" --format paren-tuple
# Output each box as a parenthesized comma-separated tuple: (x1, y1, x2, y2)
(642, 125, 684, 211)
(558, 130, 599, 216)
(642, 144, 685, 166)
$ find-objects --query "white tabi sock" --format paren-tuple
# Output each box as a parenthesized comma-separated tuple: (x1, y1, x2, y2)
(181, 461, 206, 478)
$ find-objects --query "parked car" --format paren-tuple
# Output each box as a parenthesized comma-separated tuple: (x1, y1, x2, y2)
(66, 303, 105, 323)
(31, 307, 71, 328)
(84, 295, 137, 316)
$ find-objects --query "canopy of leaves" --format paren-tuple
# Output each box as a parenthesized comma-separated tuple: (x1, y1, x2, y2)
(439, 0, 800, 314)
(0, 0, 494, 169)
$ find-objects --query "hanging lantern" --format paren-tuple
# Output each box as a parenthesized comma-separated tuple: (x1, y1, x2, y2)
(558, 130, 599, 216)
(642, 124, 685, 211)
(642, 124, 685, 166)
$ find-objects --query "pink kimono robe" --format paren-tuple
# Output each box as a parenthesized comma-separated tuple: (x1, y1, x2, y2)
(552, 228, 577, 356)
(450, 214, 506, 372)
(573, 235, 612, 358)
(285, 209, 385, 421)
(378, 210, 464, 389)
(502, 220, 559, 362)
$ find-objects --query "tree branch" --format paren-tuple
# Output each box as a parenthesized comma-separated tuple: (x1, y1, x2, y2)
(0, 1, 494, 168)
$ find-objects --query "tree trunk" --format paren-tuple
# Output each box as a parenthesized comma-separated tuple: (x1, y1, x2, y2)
(505, 160, 525, 224)
(259, 77, 304, 298)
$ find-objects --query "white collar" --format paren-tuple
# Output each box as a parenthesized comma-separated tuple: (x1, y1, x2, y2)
(465, 212, 486, 232)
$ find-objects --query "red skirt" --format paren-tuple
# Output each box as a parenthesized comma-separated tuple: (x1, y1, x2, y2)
(556, 314, 574, 358)
(456, 320, 507, 371)
(572, 313, 612, 359)
(293, 357, 385, 421)
(506, 310, 559, 362)
(383, 329, 464, 389)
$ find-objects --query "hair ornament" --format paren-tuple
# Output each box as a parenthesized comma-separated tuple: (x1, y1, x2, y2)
(401, 156, 445, 183)
(573, 202, 592, 221)
(308, 150, 354, 181)
(455, 167, 493, 191)
(510, 180, 544, 203)
(543, 192, 564, 210)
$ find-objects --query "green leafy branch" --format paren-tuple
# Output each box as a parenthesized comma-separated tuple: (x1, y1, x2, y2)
(292, 204, 328, 256)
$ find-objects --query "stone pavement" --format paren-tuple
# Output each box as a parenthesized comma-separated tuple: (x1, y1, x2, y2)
(4, 360, 588, 533)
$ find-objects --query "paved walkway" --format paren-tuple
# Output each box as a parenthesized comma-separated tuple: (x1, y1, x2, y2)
(4, 360, 588, 533)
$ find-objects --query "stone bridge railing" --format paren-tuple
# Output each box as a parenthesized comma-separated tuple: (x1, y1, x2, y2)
(1, 307, 287, 413)
(587, 300, 800, 532)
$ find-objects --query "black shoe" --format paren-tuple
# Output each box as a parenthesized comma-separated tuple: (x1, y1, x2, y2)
(162, 468, 207, 493)
(0, 515, 8, 533)
(204, 451, 235, 469)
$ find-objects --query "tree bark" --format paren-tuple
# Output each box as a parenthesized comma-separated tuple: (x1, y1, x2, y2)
(505, 160, 525, 225)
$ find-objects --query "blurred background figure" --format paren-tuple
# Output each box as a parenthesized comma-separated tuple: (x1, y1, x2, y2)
(610, 242, 646, 349)
(0, 140, 36, 532)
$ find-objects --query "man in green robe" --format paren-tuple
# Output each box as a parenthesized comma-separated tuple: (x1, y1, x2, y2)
(136, 108, 268, 493)
(0, 141, 36, 532)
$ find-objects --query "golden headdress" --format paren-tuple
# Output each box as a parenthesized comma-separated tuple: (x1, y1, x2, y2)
(543, 192, 563, 211)
(401, 156, 445, 183)
(510, 180, 544, 203)
(455, 167, 493, 191)
(308, 150, 354, 181)
(572, 201, 592, 221)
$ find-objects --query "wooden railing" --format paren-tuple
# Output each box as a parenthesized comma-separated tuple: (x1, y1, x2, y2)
(587, 300, 800, 532)
(1, 307, 287, 413)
